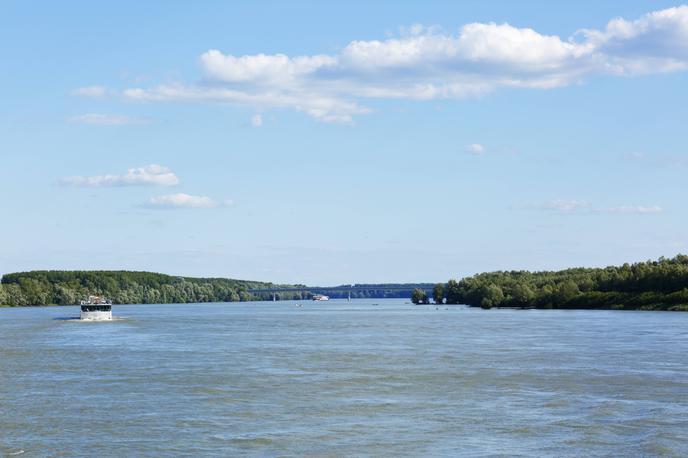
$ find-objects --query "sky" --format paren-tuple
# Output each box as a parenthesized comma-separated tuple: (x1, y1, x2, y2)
(1, 1, 688, 285)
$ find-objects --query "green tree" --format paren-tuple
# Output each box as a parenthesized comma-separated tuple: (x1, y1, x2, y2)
(53, 285, 77, 305)
(433, 283, 445, 304)
(537, 284, 554, 308)
(411, 288, 428, 305)
(554, 280, 580, 304)
(480, 284, 504, 309)
(3, 284, 27, 306)
(19, 278, 50, 305)
(444, 279, 461, 304)
(512, 283, 535, 306)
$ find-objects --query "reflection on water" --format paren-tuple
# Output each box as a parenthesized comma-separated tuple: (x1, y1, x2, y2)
(1, 300, 687, 456)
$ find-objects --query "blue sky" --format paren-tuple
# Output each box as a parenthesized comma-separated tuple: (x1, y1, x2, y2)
(1, 1, 687, 284)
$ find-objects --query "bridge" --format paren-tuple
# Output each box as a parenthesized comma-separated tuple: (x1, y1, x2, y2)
(248, 284, 435, 301)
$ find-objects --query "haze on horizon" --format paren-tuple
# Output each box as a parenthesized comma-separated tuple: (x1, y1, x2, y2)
(1, 1, 687, 285)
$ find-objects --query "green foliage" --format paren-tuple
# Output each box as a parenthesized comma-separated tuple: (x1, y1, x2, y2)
(0, 272, 437, 306)
(553, 280, 579, 304)
(480, 283, 504, 309)
(0, 270, 278, 306)
(444, 255, 688, 311)
(511, 283, 535, 306)
(411, 288, 429, 305)
(433, 283, 444, 304)
(1, 284, 27, 306)
(444, 279, 461, 304)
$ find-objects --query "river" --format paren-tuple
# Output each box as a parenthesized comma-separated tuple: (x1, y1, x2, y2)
(1, 300, 687, 456)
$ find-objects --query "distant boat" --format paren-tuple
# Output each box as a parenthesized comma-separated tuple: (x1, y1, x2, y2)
(312, 294, 329, 301)
(80, 295, 112, 321)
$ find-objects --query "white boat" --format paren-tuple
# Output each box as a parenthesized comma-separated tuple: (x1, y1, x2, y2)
(80, 295, 112, 320)
(312, 294, 329, 301)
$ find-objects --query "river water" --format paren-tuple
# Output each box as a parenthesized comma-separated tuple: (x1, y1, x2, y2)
(1, 300, 687, 457)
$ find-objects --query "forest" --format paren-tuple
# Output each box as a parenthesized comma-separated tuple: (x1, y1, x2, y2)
(5, 256, 688, 310)
(441, 255, 688, 311)
(0, 270, 282, 306)
(0, 271, 433, 306)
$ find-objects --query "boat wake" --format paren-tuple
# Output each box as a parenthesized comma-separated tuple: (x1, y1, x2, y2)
(54, 316, 128, 322)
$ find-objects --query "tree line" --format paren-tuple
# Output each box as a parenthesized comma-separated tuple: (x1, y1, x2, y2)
(429, 255, 688, 311)
(0, 271, 436, 306)
(5, 256, 688, 310)
(0, 270, 281, 306)
(310, 284, 435, 300)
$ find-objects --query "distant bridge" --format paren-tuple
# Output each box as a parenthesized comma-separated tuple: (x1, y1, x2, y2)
(248, 284, 434, 301)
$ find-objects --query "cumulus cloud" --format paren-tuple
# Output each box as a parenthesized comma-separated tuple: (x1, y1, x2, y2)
(60, 164, 179, 187)
(145, 193, 229, 209)
(251, 114, 263, 127)
(201, 50, 337, 83)
(71, 86, 108, 98)
(579, 6, 688, 74)
(119, 5, 688, 122)
(67, 113, 149, 125)
(538, 200, 662, 215)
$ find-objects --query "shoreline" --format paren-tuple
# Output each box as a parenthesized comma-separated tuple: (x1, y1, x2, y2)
(2, 300, 686, 312)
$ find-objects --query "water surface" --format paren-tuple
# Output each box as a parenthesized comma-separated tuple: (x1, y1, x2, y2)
(1, 300, 687, 457)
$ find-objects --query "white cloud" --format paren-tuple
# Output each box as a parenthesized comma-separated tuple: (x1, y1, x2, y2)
(251, 114, 263, 127)
(67, 113, 149, 125)
(60, 164, 179, 187)
(538, 199, 662, 215)
(118, 6, 688, 122)
(541, 199, 591, 212)
(71, 86, 108, 98)
(466, 143, 485, 154)
(123, 83, 368, 124)
(339, 22, 586, 77)
(579, 5, 688, 74)
(201, 50, 337, 83)
(599, 205, 663, 214)
(145, 193, 227, 209)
